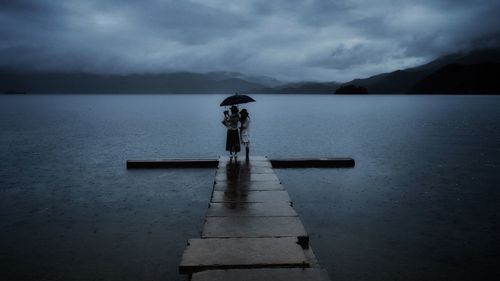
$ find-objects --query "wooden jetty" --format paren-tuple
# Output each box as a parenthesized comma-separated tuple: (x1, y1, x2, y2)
(178, 156, 333, 280)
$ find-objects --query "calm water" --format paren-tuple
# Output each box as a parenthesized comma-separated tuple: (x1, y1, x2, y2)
(1, 94, 499, 281)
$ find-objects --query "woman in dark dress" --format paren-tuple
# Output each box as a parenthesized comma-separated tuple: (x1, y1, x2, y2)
(222, 105, 240, 160)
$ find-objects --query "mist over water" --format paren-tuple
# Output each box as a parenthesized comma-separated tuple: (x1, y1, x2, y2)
(1, 94, 499, 280)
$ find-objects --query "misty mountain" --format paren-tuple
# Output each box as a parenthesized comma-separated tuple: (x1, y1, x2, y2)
(0, 68, 341, 94)
(337, 54, 462, 93)
(205, 71, 284, 87)
(3, 49, 500, 95)
(343, 49, 500, 94)
(0, 71, 269, 94)
(255, 81, 341, 94)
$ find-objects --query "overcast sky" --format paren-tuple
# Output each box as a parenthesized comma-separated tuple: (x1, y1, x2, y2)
(1, 0, 500, 82)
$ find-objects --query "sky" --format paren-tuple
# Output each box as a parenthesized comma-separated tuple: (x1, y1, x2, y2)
(1, 0, 500, 82)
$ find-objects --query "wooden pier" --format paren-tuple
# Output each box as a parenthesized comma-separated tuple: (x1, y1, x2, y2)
(178, 156, 333, 280)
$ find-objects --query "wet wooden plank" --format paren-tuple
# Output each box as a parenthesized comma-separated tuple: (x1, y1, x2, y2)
(215, 172, 280, 182)
(214, 181, 286, 191)
(270, 158, 355, 168)
(219, 158, 272, 167)
(211, 190, 291, 203)
(202, 217, 308, 241)
(179, 237, 308, 274)
(126, 159, 218, 168)
(219, 156, 269, 162)
(206, 202, 297, 217)
(216, 166, 275, 174)
(192, 268, 331, 281)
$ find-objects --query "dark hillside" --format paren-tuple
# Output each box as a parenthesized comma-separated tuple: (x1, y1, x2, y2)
(410, 63, 500, 94)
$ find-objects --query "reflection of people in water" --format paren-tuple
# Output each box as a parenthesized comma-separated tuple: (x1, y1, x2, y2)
(239, 109, 250, 160)
(223, 147, 251, 203)
(222, 105, 241, 160)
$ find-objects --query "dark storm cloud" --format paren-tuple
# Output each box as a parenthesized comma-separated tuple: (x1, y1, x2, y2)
(1, 0, 500, 81)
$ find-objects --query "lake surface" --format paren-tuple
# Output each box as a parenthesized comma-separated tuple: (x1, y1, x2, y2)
(1, 94, 499, 281)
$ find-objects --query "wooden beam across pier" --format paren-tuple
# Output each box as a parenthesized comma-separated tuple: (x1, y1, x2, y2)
(126, 158, 218, 169)
(126, 157, 355, 169)
(269, 157, 355, 168)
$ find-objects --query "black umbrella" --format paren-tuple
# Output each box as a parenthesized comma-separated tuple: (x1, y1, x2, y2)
(220, 93, 256, 106)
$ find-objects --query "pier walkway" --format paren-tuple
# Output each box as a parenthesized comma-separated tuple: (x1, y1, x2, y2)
(179, 156, 332, 281)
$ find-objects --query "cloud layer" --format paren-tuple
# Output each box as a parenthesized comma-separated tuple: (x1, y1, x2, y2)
(1, 0, 500, 81)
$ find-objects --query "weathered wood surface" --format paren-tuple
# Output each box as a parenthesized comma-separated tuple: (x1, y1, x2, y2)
(126, 159, 218, 168)
(179, 237, 308, 273)
(213, 181, 285, 191)
(202, 216, 308, 239)
(270, 157, 355, 168)
(192, 268, 332, 281)
(211, 190, 292, 203)
(206, 202, 297, 217)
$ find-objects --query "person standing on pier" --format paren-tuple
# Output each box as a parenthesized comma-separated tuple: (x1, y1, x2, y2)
(239, 109, 250, 160)
(222, 105, 241, 160)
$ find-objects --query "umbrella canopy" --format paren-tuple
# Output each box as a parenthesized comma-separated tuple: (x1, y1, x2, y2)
(220, 94, 256, 106)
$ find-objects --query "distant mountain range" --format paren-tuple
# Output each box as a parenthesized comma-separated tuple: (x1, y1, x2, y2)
(256, 81, 341, 94)
(2, 49, 500, 94)
(257, 49, 500, 94)
(339, 49, 500, 94)
(0, 71, 278, 94)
